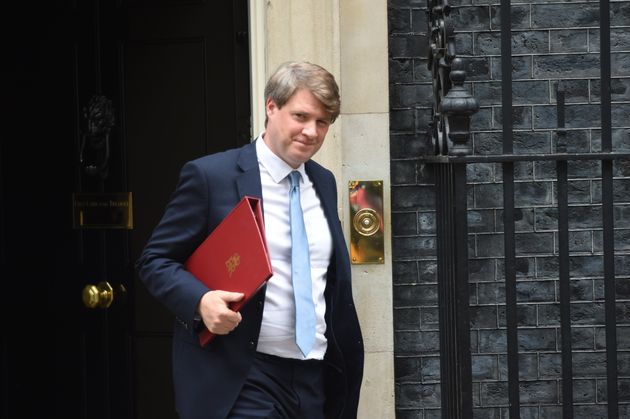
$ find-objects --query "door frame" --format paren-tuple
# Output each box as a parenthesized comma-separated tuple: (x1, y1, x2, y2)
(247, 0, 266, 137)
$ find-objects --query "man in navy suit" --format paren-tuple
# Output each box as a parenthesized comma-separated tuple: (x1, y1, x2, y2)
(136, 61, 364, 419)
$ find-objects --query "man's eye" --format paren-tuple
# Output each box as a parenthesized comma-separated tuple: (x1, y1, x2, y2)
(294, 114, 306, 120)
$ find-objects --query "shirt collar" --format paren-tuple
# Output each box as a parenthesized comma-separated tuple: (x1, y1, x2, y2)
(256, 132, 307, 184)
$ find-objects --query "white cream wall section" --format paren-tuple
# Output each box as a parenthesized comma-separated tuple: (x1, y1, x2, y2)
(249, 0, 394, 417)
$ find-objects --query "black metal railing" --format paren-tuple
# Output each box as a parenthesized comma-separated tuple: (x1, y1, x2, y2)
(424, 0, 628, 417)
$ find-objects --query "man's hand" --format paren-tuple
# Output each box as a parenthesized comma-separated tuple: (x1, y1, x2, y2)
(197, 290, 244, 335)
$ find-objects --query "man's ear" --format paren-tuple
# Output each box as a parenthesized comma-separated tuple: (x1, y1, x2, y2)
(265, 98, 277, 117)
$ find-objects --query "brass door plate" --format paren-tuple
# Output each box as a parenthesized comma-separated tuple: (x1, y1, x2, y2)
(72, 192, 133, 229)
(349, 180, 384, 264)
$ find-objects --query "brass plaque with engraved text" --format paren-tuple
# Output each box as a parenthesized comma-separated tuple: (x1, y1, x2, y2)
(72, 192, 133, 229)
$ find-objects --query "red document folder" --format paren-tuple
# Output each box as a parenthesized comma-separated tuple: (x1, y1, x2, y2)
(185, 196, 273, 347)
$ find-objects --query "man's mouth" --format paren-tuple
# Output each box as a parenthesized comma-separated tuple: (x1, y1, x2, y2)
(294, 138, 315, 146)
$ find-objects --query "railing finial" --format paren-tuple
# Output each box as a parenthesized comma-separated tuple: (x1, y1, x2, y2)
(440, 58, 479, 156)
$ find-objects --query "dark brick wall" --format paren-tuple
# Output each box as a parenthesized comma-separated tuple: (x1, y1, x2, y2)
(389, 0, 630, 417)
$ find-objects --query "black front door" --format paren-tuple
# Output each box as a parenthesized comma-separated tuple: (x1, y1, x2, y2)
(1, 2, 250, 418)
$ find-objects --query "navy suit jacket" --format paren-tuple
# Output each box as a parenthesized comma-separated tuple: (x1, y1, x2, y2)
(136, 141, 364, 419)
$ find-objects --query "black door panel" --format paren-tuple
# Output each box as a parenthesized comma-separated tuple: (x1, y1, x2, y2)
(1, 2, 250, 418)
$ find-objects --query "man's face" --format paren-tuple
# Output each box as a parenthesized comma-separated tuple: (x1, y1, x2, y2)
(263, 88, 332, 169)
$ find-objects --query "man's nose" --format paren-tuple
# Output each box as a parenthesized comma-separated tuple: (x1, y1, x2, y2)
(302, 120, 317, 138)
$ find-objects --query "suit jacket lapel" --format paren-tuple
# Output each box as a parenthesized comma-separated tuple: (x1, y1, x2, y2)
(306, 161, 344, 252)
(236, 141, 263, 200)
(306, 162, 333, 217)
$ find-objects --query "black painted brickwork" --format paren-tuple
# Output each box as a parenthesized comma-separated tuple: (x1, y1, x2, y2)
(388, 0, 630, 417)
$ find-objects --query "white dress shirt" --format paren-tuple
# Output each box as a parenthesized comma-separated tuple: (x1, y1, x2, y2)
(255, 135, 332, 360)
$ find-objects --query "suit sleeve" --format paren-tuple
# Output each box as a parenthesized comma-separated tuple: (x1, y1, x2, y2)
(135, 161, 212, 331)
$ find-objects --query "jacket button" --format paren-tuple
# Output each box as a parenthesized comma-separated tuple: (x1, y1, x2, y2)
(257, 300, 263, 309)
(249, 340, 256, 350)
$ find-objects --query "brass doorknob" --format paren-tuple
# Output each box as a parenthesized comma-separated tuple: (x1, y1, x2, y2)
(82, 281, 114, 309)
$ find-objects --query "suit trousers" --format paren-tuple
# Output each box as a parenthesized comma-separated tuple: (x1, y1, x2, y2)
(227, 352, 325, 419)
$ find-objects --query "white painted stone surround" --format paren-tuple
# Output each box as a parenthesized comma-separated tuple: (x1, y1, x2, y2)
(248, 1, 394, 417)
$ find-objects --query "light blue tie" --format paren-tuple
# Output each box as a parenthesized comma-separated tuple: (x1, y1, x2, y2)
(288, 171, 316, 356)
